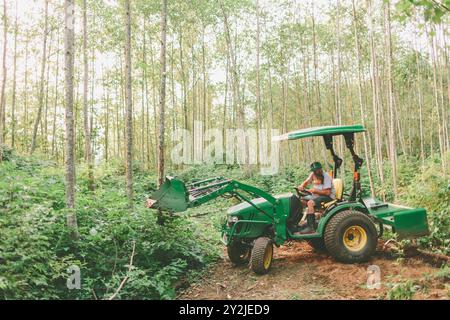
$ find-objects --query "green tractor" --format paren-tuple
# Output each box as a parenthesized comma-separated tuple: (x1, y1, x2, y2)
(148, 125, 429, 274)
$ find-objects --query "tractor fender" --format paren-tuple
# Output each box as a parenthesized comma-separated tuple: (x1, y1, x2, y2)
(316, 202, 369, 236)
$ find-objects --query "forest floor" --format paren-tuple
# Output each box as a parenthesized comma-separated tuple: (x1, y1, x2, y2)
(178, 241, 449, 300)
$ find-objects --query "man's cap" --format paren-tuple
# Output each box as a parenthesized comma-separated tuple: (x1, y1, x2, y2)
(310, 162, 322, 172)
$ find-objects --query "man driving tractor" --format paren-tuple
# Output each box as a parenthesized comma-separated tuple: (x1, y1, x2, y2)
(296, 162, 336, 234)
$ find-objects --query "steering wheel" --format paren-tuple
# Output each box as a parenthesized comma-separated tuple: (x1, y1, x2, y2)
(293, 187, 312, 198)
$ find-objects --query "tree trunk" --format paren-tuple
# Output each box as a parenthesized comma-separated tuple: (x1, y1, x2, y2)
(202, 25, 207, 133)
(157, 0, 168, 225)
(413, 30, 425, 166)
(64, 0, 79, 240)
(82, 0, 94, 190)
(11, 3, 17, 148)
(223, 53, 229, 159)
(43, 28, 53, 154)
(89, 15, 95, 162)
(385, 2, 398, 197)
(140, 18, 146, 166)
(311, 1, 322, 122)
(124, 0, 134, 206)
(368, 0, 385, 190)
(158, 0, 167, 187)
(170, 42, 177, 161)
(428, 26, 446, 171)
(190, 42, 196, 161)
(179, 30, 188, 131)
(52, 27, 60, 157)
(255, 0, 261, 166)
(149, 34, 158, 165)
(119, 58, 125, 159)
(0, 0, 7, 161)
(221, 3, 245, 131)
(221, 3, 248, 170)
(30, 0, 49, 154)
(335, 0, 344, 158)
(352, 0, 375, 196)
(440, 24, 449, 155)
(104, 76, 109, 163)
(144, 31, 152, 169)
(23, 36, 29, 151)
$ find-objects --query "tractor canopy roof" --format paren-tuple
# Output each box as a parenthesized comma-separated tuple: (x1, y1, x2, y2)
(272, 124, 365, 142)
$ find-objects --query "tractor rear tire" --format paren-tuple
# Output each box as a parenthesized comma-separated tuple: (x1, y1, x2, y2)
(307, 238, 327, 253)
(250, 237, 274, 275)
(324, 210, 377, 263)
(227, 240, 251, 265)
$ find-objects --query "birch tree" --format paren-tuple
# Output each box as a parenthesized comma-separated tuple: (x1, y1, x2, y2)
(0, 0, 7, 161)
(385, 1, 398, 196)
(64, 0, 78, 240)
(30, 0, 49, 154)
(11, 2, 17, 148)
(124, 0, 133, 204)
(83, 0, 94, 190)
(157, 0, 167, 187)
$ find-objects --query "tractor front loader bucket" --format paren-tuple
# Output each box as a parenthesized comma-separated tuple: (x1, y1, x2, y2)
(148, 177, 190, 212)
(148, 176, 231, 213)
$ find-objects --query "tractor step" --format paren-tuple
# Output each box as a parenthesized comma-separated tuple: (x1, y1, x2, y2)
(289, 232, 321, 240)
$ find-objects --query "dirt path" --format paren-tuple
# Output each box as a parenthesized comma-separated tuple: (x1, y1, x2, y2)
(179, 241, 448, 300)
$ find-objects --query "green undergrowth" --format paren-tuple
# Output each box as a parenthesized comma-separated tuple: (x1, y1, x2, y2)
(0, 150, 448, 299)
(0, 154, 219, 300)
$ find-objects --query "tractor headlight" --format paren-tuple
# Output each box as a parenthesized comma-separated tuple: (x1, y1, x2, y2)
(228, 216, 239, 224)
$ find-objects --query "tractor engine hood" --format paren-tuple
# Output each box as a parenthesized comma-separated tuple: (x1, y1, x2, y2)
(227, 193, 293, 217)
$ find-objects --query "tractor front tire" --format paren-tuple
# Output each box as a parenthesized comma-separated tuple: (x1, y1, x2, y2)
(250, 237, 274, 275)
(324, 210, 377, 263)
(227, 240, 251, 265)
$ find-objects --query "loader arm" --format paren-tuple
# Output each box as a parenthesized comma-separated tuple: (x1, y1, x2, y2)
(150, 177, 277, 214)
(148, 177, 288, 244)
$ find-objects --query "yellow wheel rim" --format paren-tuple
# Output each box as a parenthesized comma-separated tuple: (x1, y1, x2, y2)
(263, 244, 273, 269)
(343, 225, 367, 252)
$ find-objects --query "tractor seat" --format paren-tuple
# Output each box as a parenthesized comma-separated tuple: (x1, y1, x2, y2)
(322, 178, 343, 209)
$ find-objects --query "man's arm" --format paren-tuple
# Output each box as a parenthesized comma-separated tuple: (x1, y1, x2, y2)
(298, 173, 313, 190)
(310, 188, 331, 196)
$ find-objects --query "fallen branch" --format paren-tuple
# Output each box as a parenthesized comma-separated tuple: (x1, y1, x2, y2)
(381, 239, 449, 267)
(382, 238, 400, 251)
(404, 245, 449, 267)
(107, 241, 136, 300)
(189, 212, 214, 218)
